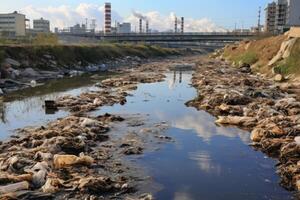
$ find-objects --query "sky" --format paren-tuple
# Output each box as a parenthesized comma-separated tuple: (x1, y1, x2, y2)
(0, 0, 273, 32)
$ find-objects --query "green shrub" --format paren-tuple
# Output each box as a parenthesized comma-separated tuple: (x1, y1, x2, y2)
(235, 51, 258, 65)
(33, 33, 58, 45)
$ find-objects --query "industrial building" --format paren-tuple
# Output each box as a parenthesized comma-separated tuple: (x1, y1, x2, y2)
(265, 0, 300, 34)
(117, 22, 131, 33)
(33, 18, 50, 33)
(70, 24, 87, 34)
(0, 11, 26, 36)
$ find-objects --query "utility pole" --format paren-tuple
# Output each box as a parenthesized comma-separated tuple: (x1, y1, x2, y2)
(257, 6, 261, 35)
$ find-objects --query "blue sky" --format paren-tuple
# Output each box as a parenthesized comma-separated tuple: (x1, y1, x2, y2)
(0, 0, 272, 31)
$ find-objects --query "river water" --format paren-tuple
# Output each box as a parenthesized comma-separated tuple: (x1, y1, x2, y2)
(0, 71, 293, 199)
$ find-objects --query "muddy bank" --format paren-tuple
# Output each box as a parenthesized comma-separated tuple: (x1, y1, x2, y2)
(0, 58, 180, 199)
(186, 56, 300, 191)
(0, 44, 184, 94)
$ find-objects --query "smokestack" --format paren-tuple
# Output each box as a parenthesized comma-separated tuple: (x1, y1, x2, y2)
(146, 20, 149, 34)
(104, 2, 111, 34)
(175, 17, 178, 33)
(181, 17, 184, 34)
(139, 18, 143, 33)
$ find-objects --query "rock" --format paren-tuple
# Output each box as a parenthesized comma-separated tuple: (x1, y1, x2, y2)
(23, 68, 40, 77)
(4, 58, 20, 67)
(0, 181, 29, 194)
(0, 88, 3, 95)
(274, 74, 284, 82)
(53, 154, 94, 169)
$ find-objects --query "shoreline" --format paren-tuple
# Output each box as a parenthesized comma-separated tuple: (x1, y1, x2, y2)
(186, 56, 300, 192)
(0, 55, 197, 199)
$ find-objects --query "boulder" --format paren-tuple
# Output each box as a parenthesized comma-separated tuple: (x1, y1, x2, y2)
(274, 74, 284, 82)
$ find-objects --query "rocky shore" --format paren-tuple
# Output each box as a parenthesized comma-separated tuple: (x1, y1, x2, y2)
(186, 57, 300, 191)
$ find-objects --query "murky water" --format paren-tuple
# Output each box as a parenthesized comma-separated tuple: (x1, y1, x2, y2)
(0, 73, 112, 140)
(97, 71, 293, 200)
(0, 71, 293, 199)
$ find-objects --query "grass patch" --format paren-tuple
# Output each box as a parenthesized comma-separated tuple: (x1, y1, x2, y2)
(274, 39, 300, 76)
(231, 51, 258, 65)
(0, 43, 178, 69)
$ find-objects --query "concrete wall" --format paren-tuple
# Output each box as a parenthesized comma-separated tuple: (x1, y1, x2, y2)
(288, 0, 300, 26)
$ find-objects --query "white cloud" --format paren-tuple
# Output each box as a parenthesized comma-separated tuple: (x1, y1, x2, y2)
(125, 11, 227, 32)
(21, 3, 226, 32)
(21, 3, 122, 31)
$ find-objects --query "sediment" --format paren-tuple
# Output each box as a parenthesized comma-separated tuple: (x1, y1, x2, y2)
(0, 60, 175, 199)
(186, 57, 300, 191)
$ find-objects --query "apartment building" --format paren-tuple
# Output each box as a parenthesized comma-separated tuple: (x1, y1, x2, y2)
(0, 11, 26, 36)
(33, 18, 50, 33)
(265, 0, 300, 34)
(265, 2, 276, 33)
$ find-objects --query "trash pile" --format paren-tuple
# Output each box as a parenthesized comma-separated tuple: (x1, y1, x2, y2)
(55, 72, 166, 114)
(186, 58, 300, 191)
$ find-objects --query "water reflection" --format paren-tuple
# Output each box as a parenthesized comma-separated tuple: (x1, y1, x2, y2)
(0, 73, 112, 140)
(189, 151, 222, 175)
(96, 71, 292, 200)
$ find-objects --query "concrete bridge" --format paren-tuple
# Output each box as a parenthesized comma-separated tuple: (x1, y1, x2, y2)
(58, 32, 254, 49)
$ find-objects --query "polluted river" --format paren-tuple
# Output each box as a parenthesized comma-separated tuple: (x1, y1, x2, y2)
(0, 57, 294, 200)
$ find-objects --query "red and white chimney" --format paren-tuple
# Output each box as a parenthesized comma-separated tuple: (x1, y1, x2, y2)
(104, 2, 111, 34)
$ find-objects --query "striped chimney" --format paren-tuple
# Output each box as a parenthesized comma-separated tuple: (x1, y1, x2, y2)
(104, 2, 111, 34)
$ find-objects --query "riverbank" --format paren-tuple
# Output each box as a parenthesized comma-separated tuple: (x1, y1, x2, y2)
(0, 52, 297, 199)
(0, 56, 199, 199)
(0, 44, 180, 94)
(217, 31, 300, 82)
(186, 56, 300, 192)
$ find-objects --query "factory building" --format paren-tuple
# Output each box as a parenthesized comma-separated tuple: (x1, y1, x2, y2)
(117, 22, 131, 34)
(0, 11, 26, 36)
(33, 18, 50, 33)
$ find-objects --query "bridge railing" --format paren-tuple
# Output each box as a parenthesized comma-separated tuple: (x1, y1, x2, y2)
(58, 31, 255, 37)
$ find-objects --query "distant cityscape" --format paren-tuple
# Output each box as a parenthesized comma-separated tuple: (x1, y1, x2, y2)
(0, 0, 300, 37)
